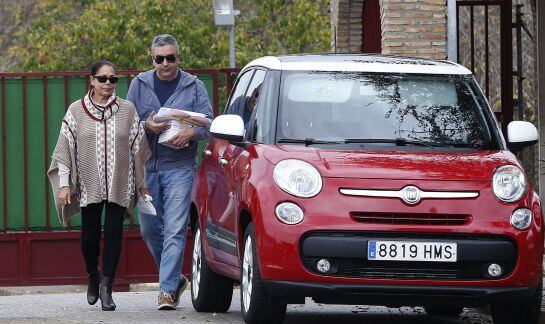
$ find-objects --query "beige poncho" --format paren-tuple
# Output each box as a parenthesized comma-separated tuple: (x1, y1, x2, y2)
(47, 91, 150, 225)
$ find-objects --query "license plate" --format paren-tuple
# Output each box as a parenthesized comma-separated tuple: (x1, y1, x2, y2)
(368, 240, 457, 262)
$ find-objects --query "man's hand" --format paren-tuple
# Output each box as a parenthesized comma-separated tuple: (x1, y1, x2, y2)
(58, 186, 71, 205)
(168, 124, 196, 148)
(146, 111, 169, 134)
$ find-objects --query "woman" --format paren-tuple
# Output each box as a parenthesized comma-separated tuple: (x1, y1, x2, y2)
(48, 61, 150, 311)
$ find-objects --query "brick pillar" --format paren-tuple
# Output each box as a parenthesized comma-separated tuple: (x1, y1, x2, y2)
(380, 0, 447, 59)
(331, 0, 364, 53)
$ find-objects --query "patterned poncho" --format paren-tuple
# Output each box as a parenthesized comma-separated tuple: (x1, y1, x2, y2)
(47, 90, 150, 225)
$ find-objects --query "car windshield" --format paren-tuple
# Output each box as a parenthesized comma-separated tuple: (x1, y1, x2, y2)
(276, 71, 497, 149)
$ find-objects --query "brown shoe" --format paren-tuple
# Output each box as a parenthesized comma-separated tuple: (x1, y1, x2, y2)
(157, 291, 176, 310)
(173, 275, 188, 306)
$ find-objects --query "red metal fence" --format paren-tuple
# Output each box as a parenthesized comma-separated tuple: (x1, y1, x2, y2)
(0, 68, 237, 289)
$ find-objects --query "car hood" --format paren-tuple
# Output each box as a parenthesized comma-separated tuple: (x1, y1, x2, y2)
(261, 145, 522, 181)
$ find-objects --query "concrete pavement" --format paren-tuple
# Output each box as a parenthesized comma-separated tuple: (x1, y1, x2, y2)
(0, 284, 502, 324)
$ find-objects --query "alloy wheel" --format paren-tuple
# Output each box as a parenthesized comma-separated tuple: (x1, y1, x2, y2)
(242, 236, 253, 312)
(192, 228, 202, 298)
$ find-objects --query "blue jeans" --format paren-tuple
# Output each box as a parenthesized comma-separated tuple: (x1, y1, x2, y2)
(138, 165, 195, 294)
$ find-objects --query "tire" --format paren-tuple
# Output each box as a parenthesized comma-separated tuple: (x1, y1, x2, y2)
(241, 223, 287, 324)
(491, 276, 542, 324)
(191, 222, 234, 312)
(424, 306, 463, 317)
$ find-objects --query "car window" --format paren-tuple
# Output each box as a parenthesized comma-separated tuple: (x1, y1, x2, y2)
(242, 70, 266, 138)
(277, 72, 497, 149)
(255, 71, 278, 144)
(225, 70, 254, 115)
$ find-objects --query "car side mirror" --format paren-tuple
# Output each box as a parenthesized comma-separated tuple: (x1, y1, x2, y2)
(507, 121, 538, 151)
(210, 114, 249, 148)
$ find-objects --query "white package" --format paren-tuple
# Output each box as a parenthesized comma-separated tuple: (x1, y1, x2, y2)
(158, 119, 189, 149)
(138, 194, 157, 216)
(154, 107, 211, 128)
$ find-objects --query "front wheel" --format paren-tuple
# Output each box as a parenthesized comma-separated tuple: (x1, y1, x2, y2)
(241, 223, 287, 324)
(491, 276, 542, 324)
(191, 222, 234, 312)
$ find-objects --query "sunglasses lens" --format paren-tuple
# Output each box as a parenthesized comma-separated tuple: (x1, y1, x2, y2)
(166, 54, 177, 63)
(154, 55, 164, 64)
(110, 77, 119, 84)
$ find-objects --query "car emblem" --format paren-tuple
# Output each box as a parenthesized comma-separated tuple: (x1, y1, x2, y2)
(401, 186, 421, 205)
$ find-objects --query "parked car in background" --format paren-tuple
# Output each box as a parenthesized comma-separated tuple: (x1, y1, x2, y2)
(189, 54, 542, 324)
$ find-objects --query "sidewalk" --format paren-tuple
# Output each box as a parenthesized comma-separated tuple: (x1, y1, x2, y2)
(0, 292, 243, 324)
(0, 283, 158, 297)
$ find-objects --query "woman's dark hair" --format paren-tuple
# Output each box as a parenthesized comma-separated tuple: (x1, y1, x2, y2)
(90, 60, 116, 76)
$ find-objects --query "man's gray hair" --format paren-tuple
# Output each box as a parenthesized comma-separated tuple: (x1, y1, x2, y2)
(151, 34, 180, 53)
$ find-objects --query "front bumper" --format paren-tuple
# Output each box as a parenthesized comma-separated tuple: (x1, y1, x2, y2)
(263, 280, 539, 307)
(300, 232, 517, 280)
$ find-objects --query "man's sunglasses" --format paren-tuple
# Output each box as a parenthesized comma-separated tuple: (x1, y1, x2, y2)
(94, 75, 119, 84)
(154, 54, 177, 64)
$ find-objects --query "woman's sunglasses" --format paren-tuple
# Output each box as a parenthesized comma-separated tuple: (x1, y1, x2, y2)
(154, 54, 177, 64)
(94, 75, 119, 84)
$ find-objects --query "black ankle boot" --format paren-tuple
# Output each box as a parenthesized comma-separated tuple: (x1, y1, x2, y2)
(87, 269, 100, 305)
(99, 275, 116, 311)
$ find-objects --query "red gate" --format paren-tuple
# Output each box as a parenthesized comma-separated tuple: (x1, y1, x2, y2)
(456, 0, 513, 134)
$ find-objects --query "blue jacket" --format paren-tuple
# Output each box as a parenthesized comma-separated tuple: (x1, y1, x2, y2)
(127, 69, 213, 172)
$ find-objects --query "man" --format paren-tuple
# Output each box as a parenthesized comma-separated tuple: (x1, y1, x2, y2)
(127, 34, 213, 310)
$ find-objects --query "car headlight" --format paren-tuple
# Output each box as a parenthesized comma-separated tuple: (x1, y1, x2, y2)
(273, 159, 322, 198)
(492, 165, 527, 202)
(510, 208, 532, 230)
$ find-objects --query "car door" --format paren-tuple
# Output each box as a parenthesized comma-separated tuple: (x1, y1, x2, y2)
(216, 69, 268, 260)
(205, 69, 254, 266)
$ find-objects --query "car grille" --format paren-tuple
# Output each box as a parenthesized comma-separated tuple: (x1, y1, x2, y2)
(301, 258, 486, 280)
(350, 212, 471, 226)
(300, 232, 517, 280)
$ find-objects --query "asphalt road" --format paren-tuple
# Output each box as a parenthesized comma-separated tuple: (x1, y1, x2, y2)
(0, 287, 507, 324)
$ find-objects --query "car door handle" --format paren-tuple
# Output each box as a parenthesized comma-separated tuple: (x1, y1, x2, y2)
(218, 158, 228, 166)
(204, 149, 212, 157)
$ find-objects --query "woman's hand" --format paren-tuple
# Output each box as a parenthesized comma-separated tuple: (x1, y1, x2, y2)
(58, 186, 71, 205)
(139, 187, 150, 199)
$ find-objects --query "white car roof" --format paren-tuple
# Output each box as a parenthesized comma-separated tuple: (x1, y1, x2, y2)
(242, 54, 472, 75)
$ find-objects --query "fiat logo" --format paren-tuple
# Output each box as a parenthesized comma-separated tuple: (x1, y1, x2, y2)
(401, 186, 421, 205)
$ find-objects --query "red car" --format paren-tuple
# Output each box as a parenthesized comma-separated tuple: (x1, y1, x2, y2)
(190, 55, 542, 324)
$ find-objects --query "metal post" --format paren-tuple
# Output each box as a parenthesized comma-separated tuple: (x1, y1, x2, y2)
(515, 2, 524, 121)
(538, 0, 545, 196)
(447, 0, 457, 62)
(230, 25, 236, 68)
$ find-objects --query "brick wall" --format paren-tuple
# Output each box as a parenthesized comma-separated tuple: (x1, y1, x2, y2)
(331, 0, 364, 53)
(380, 0, 448, 59)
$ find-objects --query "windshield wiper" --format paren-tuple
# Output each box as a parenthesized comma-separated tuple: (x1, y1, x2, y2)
(278, 138, 341, 146)
(344, 138, 452, 148)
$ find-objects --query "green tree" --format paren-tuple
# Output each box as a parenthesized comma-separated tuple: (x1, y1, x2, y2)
(234, 0, 331, 65)
(8, 0, 331, 72)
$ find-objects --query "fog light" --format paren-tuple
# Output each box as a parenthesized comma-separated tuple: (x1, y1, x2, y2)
(488, 263, 502, 277)
(510, 208, 532, 230)
(316, 259, 331, 273)
(275, 202, 304, 224)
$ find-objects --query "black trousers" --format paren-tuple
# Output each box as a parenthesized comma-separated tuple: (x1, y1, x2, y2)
(81, 201, 126, 278)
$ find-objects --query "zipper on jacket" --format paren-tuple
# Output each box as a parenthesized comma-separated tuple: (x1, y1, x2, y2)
(154, 134, 159, 172)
